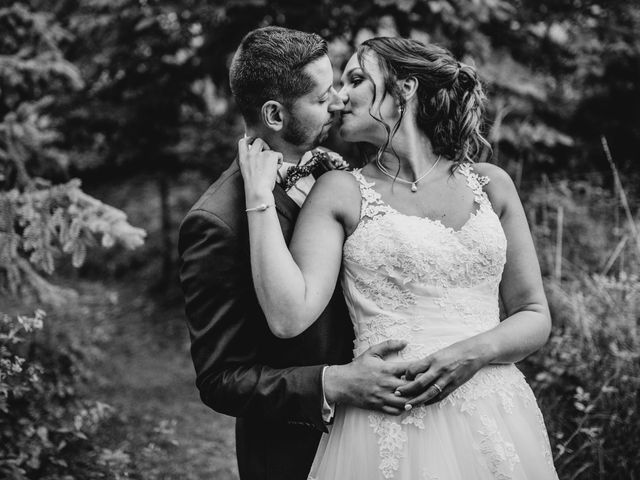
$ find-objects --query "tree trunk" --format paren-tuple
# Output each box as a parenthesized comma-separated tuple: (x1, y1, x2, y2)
(158, 172, 173, 289)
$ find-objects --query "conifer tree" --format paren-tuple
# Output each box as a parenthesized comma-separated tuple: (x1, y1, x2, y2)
(0, 3, 145, 306)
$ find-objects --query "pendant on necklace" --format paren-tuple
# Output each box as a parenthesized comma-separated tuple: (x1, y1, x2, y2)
(411, 183, 418, 192)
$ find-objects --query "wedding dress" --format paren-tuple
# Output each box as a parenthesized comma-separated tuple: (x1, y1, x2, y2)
(308, 164, 558, 480)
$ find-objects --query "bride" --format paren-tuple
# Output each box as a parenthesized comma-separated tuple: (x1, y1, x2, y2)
(239, 37, 558, 480)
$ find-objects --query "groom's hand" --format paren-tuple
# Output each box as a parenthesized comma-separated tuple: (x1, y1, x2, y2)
(324, 340, 410, 416)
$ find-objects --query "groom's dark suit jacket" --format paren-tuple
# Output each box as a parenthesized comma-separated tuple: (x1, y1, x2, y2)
(178, 160, 354, 480)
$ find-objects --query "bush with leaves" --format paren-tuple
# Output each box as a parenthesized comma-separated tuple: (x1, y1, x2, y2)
(527, 272, 640, 478)
(0, 310, 115, 479)
(521, 178, 640, 478)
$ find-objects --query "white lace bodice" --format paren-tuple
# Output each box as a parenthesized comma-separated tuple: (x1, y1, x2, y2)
(342, 163, 507, 361)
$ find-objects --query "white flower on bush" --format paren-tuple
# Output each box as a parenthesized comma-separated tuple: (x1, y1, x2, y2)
(1, 310, 45, 384)
(17, 309, 45, 332)
(0, 357, 25, 378)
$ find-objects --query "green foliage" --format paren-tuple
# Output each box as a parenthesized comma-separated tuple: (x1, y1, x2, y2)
(0, 310, 114, 479)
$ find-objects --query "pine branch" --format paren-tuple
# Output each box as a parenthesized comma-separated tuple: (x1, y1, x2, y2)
(15, 256, 78, 308)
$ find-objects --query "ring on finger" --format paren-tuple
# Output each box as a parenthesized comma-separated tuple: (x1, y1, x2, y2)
(432, 383, 443, 395)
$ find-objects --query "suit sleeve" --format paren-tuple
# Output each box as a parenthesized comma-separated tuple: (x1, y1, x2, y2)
(178, 208, 328, 431)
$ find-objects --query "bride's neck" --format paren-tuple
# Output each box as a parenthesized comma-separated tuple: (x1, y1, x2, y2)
(377, 127, 439, 181)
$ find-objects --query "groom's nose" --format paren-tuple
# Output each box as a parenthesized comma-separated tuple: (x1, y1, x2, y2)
(328, 87, 345, 112)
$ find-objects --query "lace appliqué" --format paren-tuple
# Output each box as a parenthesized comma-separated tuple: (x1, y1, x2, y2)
(351, 169, 395, 222)
(477, 415, 520, 479)
(344, 168, 507, 292)
(433, 289, 499, 334)
(369, 414, 407, 479)
(354, 273, 416, 310)
(438, 365, 533, 415)
(459, 162, 490, 205)
(354, 314, 427, 359)
(402, 405, 427, 429)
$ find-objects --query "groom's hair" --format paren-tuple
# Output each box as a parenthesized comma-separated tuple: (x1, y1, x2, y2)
(229, 27, 328, 124)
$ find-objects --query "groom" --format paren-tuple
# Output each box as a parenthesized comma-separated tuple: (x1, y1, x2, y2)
(179, 27, 410, 480)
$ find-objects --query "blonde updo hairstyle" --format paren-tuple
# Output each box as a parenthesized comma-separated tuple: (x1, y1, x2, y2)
(357, 37, 490, 166)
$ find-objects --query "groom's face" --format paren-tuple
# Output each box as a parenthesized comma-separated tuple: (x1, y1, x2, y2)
(283, 55, 343, 150)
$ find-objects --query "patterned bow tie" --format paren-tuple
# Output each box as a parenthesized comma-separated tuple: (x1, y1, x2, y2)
(281, 150, 349, 191)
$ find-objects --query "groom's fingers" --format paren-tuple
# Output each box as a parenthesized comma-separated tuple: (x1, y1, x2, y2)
(385, 361, 412, 378)
(382, 375, 408, 391)
(378, 392, 408, 411)
(367, 339, 408, 358)
(405, 356, 432, 380)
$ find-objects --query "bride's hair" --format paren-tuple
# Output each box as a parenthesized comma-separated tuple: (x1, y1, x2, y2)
(356, 37, 490, 166)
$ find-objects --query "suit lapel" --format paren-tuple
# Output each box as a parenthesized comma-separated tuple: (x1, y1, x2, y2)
(273, 183, 300, 223)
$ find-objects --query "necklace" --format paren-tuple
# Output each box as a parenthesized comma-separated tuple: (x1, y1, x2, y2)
(375, 155, 442, 192)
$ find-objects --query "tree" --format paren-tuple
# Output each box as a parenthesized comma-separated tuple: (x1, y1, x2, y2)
(0, 3, 145, 305)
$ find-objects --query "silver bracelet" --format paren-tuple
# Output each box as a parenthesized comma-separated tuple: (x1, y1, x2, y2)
(245, 203, 274, 213)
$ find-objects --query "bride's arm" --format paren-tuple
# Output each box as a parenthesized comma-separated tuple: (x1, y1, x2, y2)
(240, 137, 359, 338)
(462, 162, 551, 361)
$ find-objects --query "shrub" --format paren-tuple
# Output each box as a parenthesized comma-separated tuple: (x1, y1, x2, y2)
(522, 178, 640, 478)
(0, 310, 114, 479)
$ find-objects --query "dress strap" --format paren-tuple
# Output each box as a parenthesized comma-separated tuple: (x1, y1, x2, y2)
(350, 169, 395, 221)
(458, 163, 491, 207)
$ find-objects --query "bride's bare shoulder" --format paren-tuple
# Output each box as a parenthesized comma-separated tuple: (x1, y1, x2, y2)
(311, 169, 361, 198)
(468, 162, 519, 215)
(306, 169, 362, 231)
(470, 162, 513, 186)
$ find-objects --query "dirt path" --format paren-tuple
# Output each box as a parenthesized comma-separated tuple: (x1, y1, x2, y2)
(90, 284, 239, 480)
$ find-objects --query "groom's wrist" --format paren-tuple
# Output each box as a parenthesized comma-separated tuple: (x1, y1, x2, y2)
(321, 366, 336, 422)
(323, 364, 345, 405)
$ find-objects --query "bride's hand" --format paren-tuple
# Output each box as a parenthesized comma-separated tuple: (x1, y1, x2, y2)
(394, 341, 489, 408)
(238, 136, 283, 202)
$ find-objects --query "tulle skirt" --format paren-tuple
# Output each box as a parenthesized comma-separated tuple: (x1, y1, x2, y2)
(308, 365, 558, 480)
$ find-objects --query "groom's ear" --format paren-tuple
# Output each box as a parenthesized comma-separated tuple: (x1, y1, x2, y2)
(261, 100, 284, 132)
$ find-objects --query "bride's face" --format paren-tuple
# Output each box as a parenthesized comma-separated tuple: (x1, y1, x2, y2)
(338, 52, 400, 144)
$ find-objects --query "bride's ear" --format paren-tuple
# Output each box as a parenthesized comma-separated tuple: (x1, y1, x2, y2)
(261, 101, 284, 132)
(400, 76, 419, 103)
